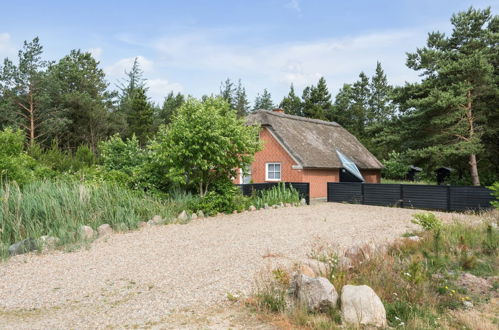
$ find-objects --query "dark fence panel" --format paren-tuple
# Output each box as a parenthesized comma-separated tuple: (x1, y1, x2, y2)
(403, 185, 449, 210)
(449, 186, 495, 211)
(326, 182, 362, 203)
(237, 182, 310, 205)
(327, 182, 494, 211)
(363, 184, 401, 207)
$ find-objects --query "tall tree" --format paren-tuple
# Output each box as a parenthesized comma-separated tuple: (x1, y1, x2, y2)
(47, 49, 114, 150)
(0, 37, 50, 145)
(368, 62, 394, 123)
(118, 57, 145, 109)
(279, 84, 302, 116)
(127, 87, 154, 145)
(403, 7, 498, 185)
(234, 79, 250, 117)
(253, 88, 274, 110)
(159, 91, 185, 125)
(302, 77, 332, 120)
(219, 78, 236, 109)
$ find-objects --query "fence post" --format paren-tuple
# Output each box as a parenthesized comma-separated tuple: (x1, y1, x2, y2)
(447, 186, 451, 211)
(400, 184, 404, 208)
(361, 183, 365, 204)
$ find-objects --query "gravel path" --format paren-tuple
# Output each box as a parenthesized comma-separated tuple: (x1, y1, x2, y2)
(0, 203, 475, 329)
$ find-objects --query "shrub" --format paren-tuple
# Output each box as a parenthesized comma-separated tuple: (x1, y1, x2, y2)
(489, 182, 499, 209)
(382, 151, 409, 180)
(191, 180, 250, 215)
(411, 212, 442, 231)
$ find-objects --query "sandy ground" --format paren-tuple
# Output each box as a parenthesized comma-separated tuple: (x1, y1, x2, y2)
(0, 203, 479, 329)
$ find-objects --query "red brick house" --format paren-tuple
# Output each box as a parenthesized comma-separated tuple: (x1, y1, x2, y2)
(235, 109, 383, 199)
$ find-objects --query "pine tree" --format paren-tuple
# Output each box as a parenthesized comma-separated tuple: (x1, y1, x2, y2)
(368, 62, 394, 123)
(253, 89, 274, 110)
(279, 84, 302, 116)
(302, 77, 332, 120)
(127, 87, 154, 145)
(234, 79, 250, 117)
(219, 78, 236, 109)
(159, 91, 185, 125)
(402, 7, 498, 185)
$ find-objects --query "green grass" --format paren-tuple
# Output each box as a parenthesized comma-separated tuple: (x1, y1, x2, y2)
(0, 180, 188, 257)
(252, 183, 300, 209)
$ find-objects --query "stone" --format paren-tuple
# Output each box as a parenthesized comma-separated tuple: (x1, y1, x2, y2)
(138, 221, 148, 228)
(457, 273, 492, 295)
(97, 224, 113, 237)
(264, 203, 270, 210)
(463, 300, 474, 309)
(341, 285, 386, 328)
(406, 236, 421, 242)
(233, 210, 238, 214)
(38, 236, 59, 250)
(272, 204, 279, 209)
(248, 205, 256, 211)
(79, 225, 95, 240)
(216, 212, 224, 217)
(151, 215, 162, 223)
(8, 238, 37, 256)
(285, 203, 291, 207)
(280, 202, 284, 208)
(299, 264, 316, 278)
(147, 220, 156, 226)
(300, 198, 307, 205)
(291, 274, 338, 312)
(177, 210, 189, 221)
(191, 213, 198, 220)
(198, 210, 205, 218)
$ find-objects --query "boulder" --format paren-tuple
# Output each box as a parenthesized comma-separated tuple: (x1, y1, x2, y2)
(280, 202, 285, 208)
(138, 221, 148, 228)
(147, 220, 156, 226)
(79, 225, 95, 240)
(248, 205, 256, 211)
(264, 203, 270, 210)
(151, 215, 162, 223)
(406, 236, 421, 242)
(216, 212, 224, 217)
(8, 238, 37, 256)
(233, 210, 238, 214)
(300, 198, 307, 205)
(198, 210, 205, 218)
(177, 210, 189, 221)
(38, 235, 59, 250)
(272, 204, 279, 209)
(97, 224, 113, 237)
(341, 285, 386, 328)
(292, 274, 338, 312)
(191, 213, 198, 220)
(285, 203, 291, 207)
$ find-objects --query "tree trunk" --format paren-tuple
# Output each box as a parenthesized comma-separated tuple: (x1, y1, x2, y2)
(465, 89, 480, 186)
(28, 86, 35, 146)
(469, 154, 480, 186)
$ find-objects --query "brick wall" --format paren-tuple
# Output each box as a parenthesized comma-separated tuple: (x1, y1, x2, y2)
(361, 169, 381, 183)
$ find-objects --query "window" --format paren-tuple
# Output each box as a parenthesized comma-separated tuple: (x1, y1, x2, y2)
(266, 163, 281, 181)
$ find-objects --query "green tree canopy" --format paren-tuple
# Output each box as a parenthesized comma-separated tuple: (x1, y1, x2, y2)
(149, 97, 262, 196)
(279, 84, 302, 116)
(302, 77, 332, 120)
(253, 88, 274, 111)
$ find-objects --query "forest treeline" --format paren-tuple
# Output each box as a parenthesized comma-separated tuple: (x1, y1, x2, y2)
(0, 7, 497, 185)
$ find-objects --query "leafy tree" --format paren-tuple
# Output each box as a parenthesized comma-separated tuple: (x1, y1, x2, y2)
(127, 87, 154, 145)
(402, 7, 498, 185)
(279, 84, 302, 116)
(158, 91, 185, 125)
(302, 77, 332, 120)
(234, 79, 250, 117)
(253, 88, 274, 110)
(99, 134, 145, 175)
(0, 37, 50, 146)
(149, 97, 262, 196)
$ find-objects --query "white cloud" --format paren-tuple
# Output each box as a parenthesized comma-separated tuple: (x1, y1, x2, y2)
(0, 33, 16, 58)
(104, 55, 154, 78)
(87, 47, 103, 60)
(146, 78, 183, 104)
(285, 0, 301, 13)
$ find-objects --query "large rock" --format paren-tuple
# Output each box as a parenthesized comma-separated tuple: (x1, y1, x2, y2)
(97, 224, 113, 237)
(341, 285, 386, 328)
(299, 264, 316, 278)
(198, 210, 205, 218)
(264, 203, 270, 210)
(8, 238, 37, 256)
(177, 210, 189, 221)
(79, 225, 95, 240)
(191, 213, 198, 220)
(248, 205, 256, 211)
(300, 198, 307, 205)
(151, 215, 163, 224)
(292, 274, 338, 312)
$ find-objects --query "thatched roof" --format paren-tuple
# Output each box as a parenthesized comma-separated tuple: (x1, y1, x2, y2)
(247, 110, 383, 170)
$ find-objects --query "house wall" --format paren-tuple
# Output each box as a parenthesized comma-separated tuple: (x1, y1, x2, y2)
(361, 169, 381, 183)
(302, 168, 340, 199)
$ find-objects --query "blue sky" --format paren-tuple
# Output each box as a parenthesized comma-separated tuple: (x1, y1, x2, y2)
(0, 0, 496, 104)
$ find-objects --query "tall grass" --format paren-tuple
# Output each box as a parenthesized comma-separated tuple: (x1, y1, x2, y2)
(253, 183, 300, 208)
(0, 180, 185, 256)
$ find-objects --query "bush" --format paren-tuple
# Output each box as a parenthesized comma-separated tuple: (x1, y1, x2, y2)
(190, 180, 250, 215)
(382, 151, 409, 180)
(411, 212, 442, 231)
(489, 182, 499, 209)
(252, 183, 300, 208)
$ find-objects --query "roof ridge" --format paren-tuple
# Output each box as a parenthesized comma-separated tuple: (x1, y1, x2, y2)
(254, 109, 341, 127)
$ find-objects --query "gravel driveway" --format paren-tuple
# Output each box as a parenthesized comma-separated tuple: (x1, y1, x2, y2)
(0, 203, 476, 329)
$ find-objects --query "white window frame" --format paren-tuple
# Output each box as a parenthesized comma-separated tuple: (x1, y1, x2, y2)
(265, 162, 281, 181)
